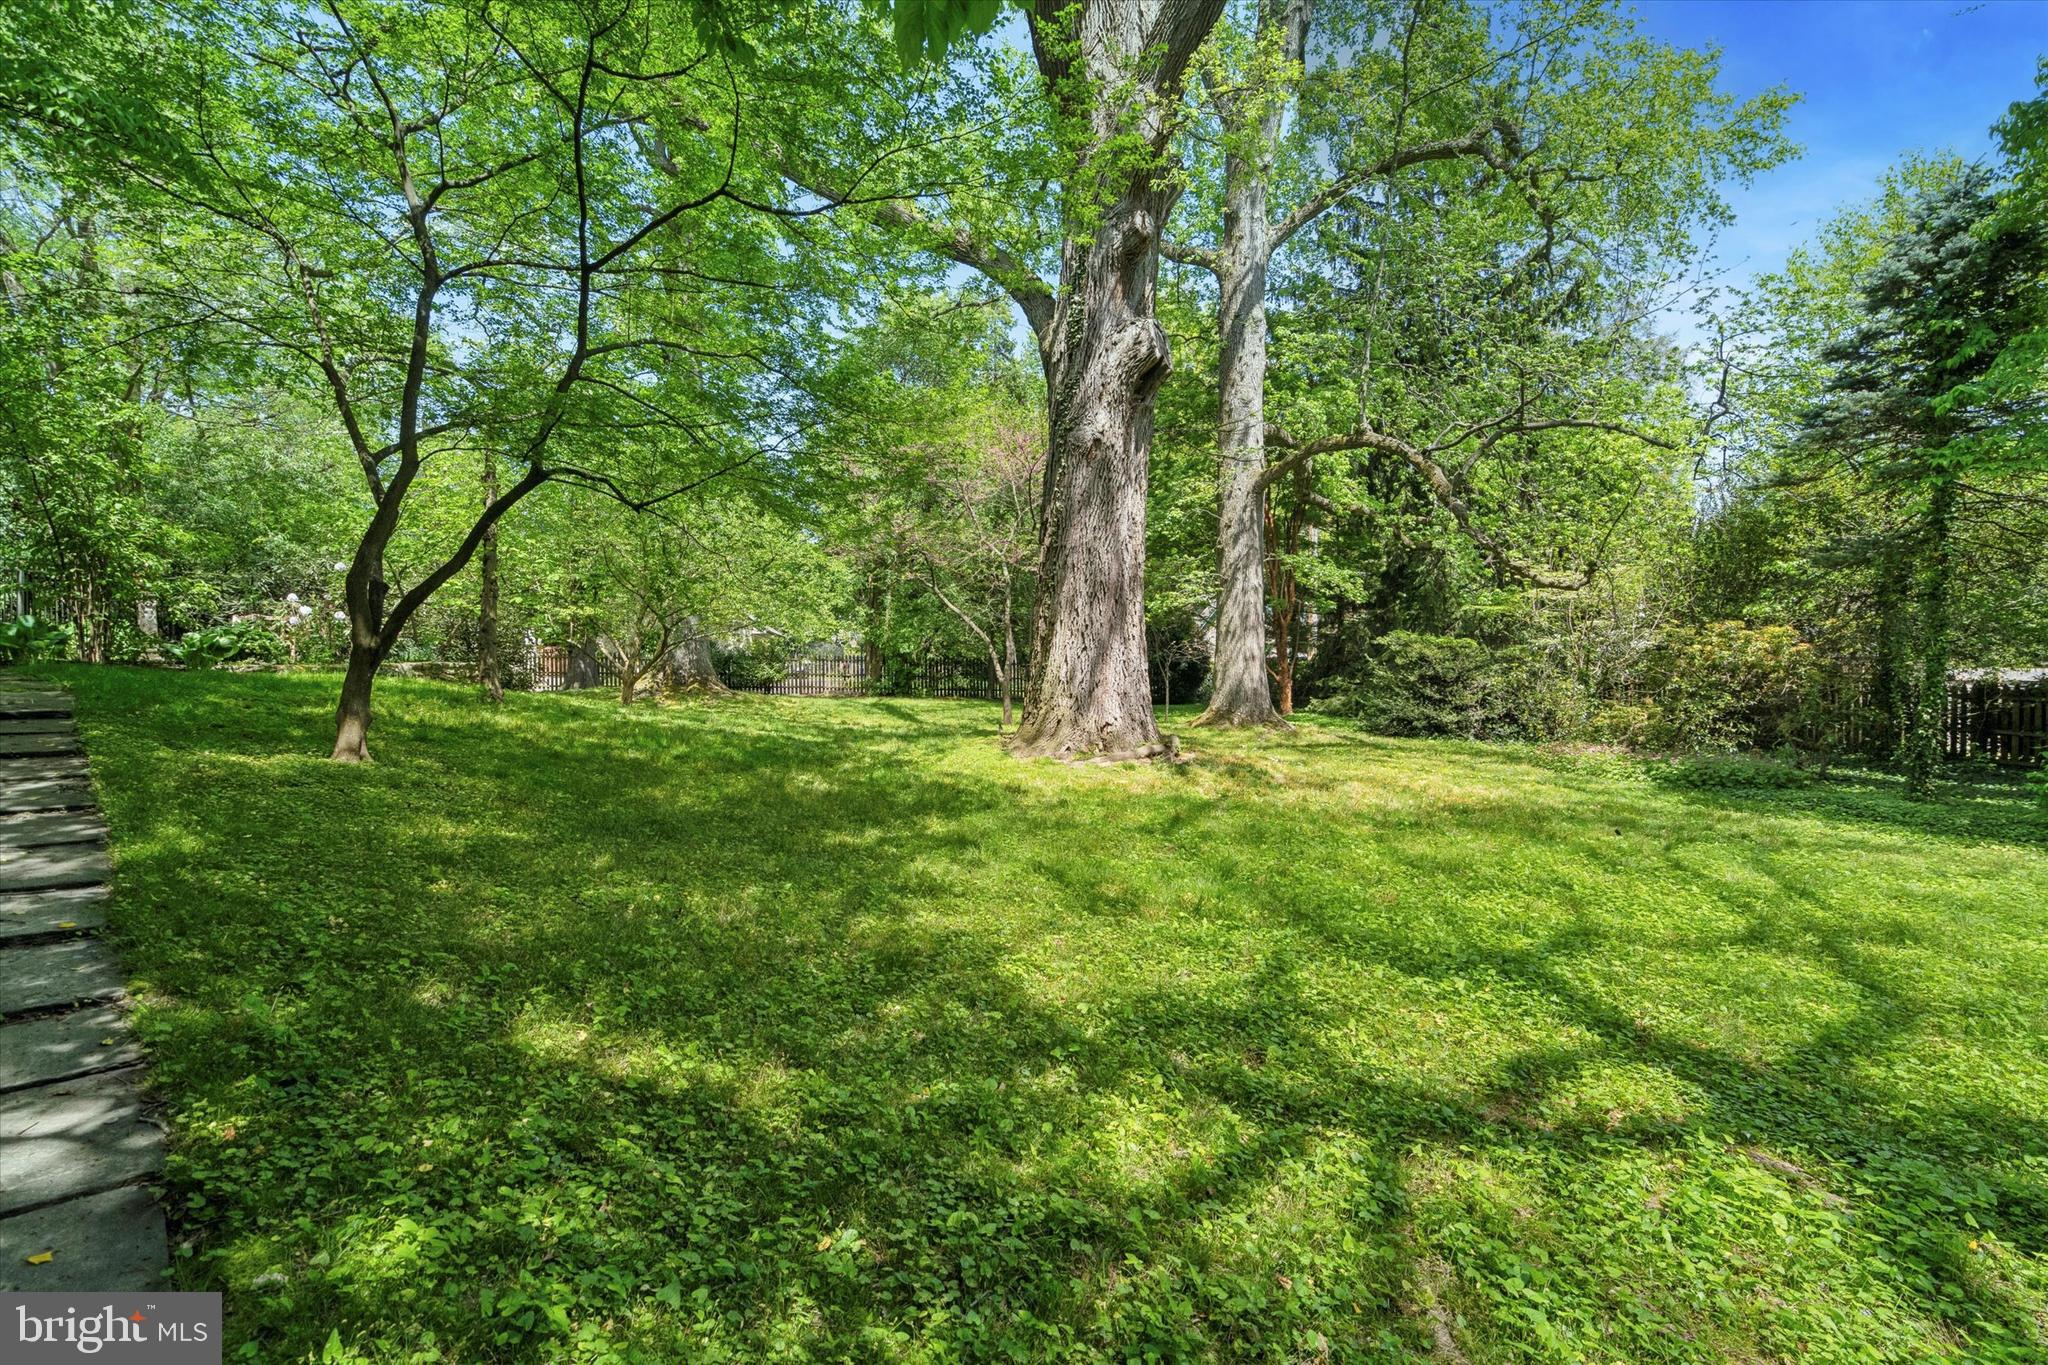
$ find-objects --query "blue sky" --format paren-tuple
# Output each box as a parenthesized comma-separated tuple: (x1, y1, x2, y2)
(1632, 0, 2047, 294)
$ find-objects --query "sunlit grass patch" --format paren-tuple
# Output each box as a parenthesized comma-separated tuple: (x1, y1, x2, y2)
(38, 664, 2048, 1361)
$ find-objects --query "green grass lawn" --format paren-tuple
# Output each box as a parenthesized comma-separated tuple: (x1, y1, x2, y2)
(34, 665, 2048, 1361)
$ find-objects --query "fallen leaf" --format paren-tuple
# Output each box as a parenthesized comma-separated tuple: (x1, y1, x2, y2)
(815, 1235, 833, 1252)
(26, 1251, 53, 1265)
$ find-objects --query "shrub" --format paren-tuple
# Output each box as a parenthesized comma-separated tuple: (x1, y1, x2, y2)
(1648, 753, 1814, 791)
(712, 643, 786, 690)
(1636, 621, 1816, 753)
(1311, 631, 1579, 741)
(0, 614, 71, 664)
(162, 621, 276, 669)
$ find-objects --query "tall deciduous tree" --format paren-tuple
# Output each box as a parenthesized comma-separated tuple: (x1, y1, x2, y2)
(1166, 0, 1789, 722)
(805, 0, 1225, 758)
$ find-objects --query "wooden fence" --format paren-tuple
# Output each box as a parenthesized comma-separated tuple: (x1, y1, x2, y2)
(527, 642, 624, 693)
(732, 653, 1008, 700)
(1944, 680, 2048, 763)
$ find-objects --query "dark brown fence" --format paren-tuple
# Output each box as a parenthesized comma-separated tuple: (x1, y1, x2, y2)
(1945, 680, 2048, 763)
(519, 641, 2048, 761)
(750, 653, 870, 696)
(526, 642, 624, 693)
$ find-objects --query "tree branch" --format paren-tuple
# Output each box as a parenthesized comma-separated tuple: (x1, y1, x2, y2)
(1272, 119, 1515, 250)
(785, 167, 1055, 341)
(1263, 418, 1597, 590)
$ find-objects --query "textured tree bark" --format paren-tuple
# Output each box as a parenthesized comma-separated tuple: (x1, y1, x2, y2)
(1011, 196, 1178, 759)
(1192, 0, 1307, 729)
(1009, 0, 1224, 760)
(1197, 156, 1283, 726)
(668, 630, 727, 693)
(477, 453, 503, 704)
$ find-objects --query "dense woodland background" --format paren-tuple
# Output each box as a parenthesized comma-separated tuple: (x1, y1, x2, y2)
(2, 0, 2044, 781)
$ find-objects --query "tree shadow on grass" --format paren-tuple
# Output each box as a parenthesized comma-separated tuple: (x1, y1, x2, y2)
(1259, 805, 2048, 1348)
(58, 667, 2048, 1359)
(1638, 759, 2047, 849)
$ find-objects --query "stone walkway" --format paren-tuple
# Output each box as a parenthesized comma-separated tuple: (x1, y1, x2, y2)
(0, 682, 168, 1290)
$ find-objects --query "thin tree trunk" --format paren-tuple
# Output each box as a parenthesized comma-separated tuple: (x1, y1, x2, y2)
(1001, 571, 1016, 730)
(1904, 476, 1956, 796)
(478, 453, 503, 703)
(332, 641, 381, 762)
(1194, 1, 1307, 729)
(1266, 489, 1304, 716)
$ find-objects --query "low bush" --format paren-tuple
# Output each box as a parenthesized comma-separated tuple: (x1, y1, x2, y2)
(1310, 631, 1578, 741)
(161, 621, 278, 669)
(0, 613, 72, 664)
(1647, 752, 1814, 790)
(1636, 621, 1817, 753)
(712, 643, 786, 690)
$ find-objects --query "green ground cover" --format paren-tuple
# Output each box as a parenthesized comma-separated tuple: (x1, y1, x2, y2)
(37, 665, 2048, 1361)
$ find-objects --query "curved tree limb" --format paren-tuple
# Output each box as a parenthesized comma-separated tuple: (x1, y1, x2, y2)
(1261, 414, 1663, 591)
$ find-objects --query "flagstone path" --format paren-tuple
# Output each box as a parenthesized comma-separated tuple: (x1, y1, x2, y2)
(0, 681, 168, 1291)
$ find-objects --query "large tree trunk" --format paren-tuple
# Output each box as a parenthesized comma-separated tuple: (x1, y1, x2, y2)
(1011, 195, 1176, 759)
(478, 454, 503, 704)
(668, 629, 727, 693)
(1010, 0, 1223, 760)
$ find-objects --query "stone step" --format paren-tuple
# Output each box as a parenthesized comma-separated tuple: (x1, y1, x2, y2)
(0, 712, 70, 732)
(0, 775, 95, 814)
(0, 734, 84, 758)
(0, 887, 111, 943)
(0, 806, 108, 847)
(0, 810, 107, 848)
(0, 939, 126, 1018)
(0, 1184, 167, 1292)
(0, 844, 112, 892)
(0, 1065, 164, 1217)
(0, 718, 74, 735)
(0, 1006, 142, 1091)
